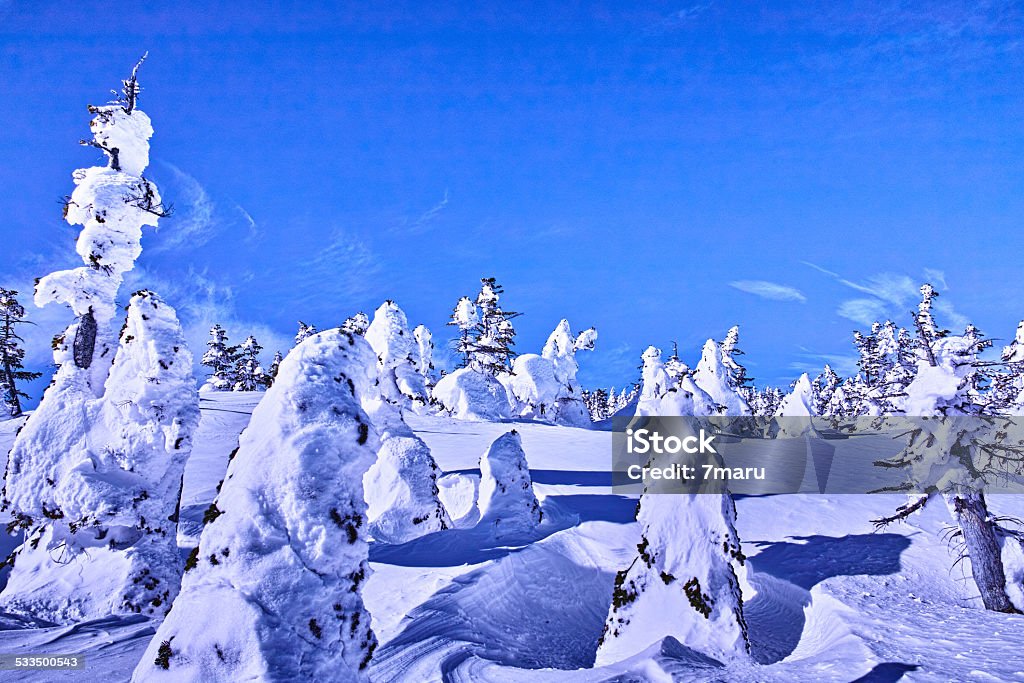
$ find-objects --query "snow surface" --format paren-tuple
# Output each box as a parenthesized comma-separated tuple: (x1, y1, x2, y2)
(2, 396, 1024, 680)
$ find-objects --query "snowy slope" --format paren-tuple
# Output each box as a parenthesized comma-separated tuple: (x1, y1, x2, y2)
(1, 397, 1023, 681)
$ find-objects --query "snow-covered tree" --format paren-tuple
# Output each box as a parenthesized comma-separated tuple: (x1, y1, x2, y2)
(447, 296, 478, 368)
(133, 330, 381, 680)
(0, 288, 42, 418)
(596, 419, 749, 665)
(365, 301, 428, 408)
(583, 387, 610, 421)
(232, 335, 267, 391)
(477, 430, 541, 537)
(2, 292, 199, 622)
(413, 324, 436, 390)
(872, 285, 1021, 613)
(200, 324, 236, 391)
(295, 320, 318, 346)
(1, 64, 200, 623)
(693, 339, 751, 416)
(508, 320, 597, 426)
(635, 346, 717, 417)
(813, 364, 842, 416)
(774, 373, 818, 437)
(992, 321, 1024, 412)
(719, 325, 753, 392)
(342, 311, 370, 336)
(471, 278, 520, 375)
(432, 367, 512, 421)
(267, 350, 284, 385)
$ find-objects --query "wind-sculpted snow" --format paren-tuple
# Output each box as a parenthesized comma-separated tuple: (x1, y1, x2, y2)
(0, 292, 197, 623)
(365, 434, 451, 544)
(132, 330, 380, 682)
(366, 301, 429, 409)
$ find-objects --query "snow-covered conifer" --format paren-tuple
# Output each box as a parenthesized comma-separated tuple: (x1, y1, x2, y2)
(232, 335, 267, 391)
(133, 330, 381, 681)
(413, 324, 436, 389)
(993, 321, 1024, 412)
(342, 312, 370, 336)
(635, 346, 717, 417)
(447, 296, 478, 368)
(200, 324, 237, 391)
(267, 350, 284, 385)
(467, 278, 520, 376)
(719, 325, 753, 391)
(477, 430, 541, 537)
(596, 419, 749, 665)
(509, 320, 596, 426)
(2, 291, 199, 622)
(693, 339, 751, 416)
(365, 301, 428, 408)
(295, 320, 318, 345)
(813, 364, 842, 416)
(0, 289, 42, 418)
(1, 65, 200, 623)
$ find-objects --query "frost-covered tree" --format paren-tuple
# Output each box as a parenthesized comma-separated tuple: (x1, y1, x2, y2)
(232, 335, 267, 391)
(872, 285, 1021, 613)
(813, 364, 842, 416)
(693, 339, 751, 416)
(992, 321, 1024, 412)
(0, 289, 41, 418)
(342, 312, 370, 336)
(583, 387, 610, 421)
(596, 419, 749, 665)
(200, 324, 237, 391)
(365, 301, 428, 408)
(508, 320, 596, 426)
(295, 320, 318, 345)
(720, 325, 753, 393)
(413, 324, 436, 390)
(267, 350, 284, 385)
(2, 292, 199, 622)
(133, 330, 381, 681)
(635, 346, 717, 417)
(477, 430, 541, 537)
(447, 296, 478, 368)
(471, 277, 520, 375)
(1, 64, 200, 623)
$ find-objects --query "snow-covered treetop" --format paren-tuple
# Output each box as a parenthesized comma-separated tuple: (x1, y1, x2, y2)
(693, 338, 750, 416)
(295, 321, 318, 345)
(342, 311, 370, 336)
(541, 319, 597, 386)
(365, 300, 415, 371)
(449, 296, 479, 331)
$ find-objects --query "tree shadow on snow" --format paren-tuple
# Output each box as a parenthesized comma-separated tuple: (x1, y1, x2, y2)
(743, 534, 910, 665)
(849, 662, 921, 682)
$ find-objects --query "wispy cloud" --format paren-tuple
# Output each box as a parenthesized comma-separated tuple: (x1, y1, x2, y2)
(729, 280, 807, 303)
(804, 265, 971, 331)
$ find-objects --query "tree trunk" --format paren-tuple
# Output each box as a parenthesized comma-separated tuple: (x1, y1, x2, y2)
(945, 488, 1020, 613)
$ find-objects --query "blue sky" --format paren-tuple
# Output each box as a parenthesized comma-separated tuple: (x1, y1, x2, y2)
(2, 1, 1023, 404)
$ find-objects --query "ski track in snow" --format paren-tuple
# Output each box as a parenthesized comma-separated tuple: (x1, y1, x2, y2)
(1, 401, 1024, 681)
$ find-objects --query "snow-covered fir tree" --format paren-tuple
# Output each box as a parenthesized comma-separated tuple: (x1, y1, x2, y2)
(471, 277, 520, 375)
(813, 364, 842, 416)
(133, 330, 381, 681)
(693, 338, 751, 416)
(719, 325, 753, 393)
(1, 64, 199, 623)
(342, 311, 370, 336)
(582, 387, 610, 421)
(635, 346, 717, 417)
(447, 296, 478, 368)
(477, 430, 542, 537)
(267, 350, 284, 386)
(200, 324, 237, 391)
(413, 324, 436, 390)
(232, 335, 268, 391)
(596, 418, 749, 665)
(295, 320, 318, 345)
(2, 292, 199, 622)
(874, 291, 1021, 613)
(365, 301, 429, 409)
(0, 288, 42, 418)
(508, 319, 597, 426)
(992, 320, 1024, 412)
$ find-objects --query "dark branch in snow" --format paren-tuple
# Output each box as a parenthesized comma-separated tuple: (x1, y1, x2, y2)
(124, 178, 173, 217)
(871, 493, 933, 530)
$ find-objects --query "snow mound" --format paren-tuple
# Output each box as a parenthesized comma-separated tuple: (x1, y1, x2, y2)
(365, 434, 451, 544)
(433, 368, 511, 421)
